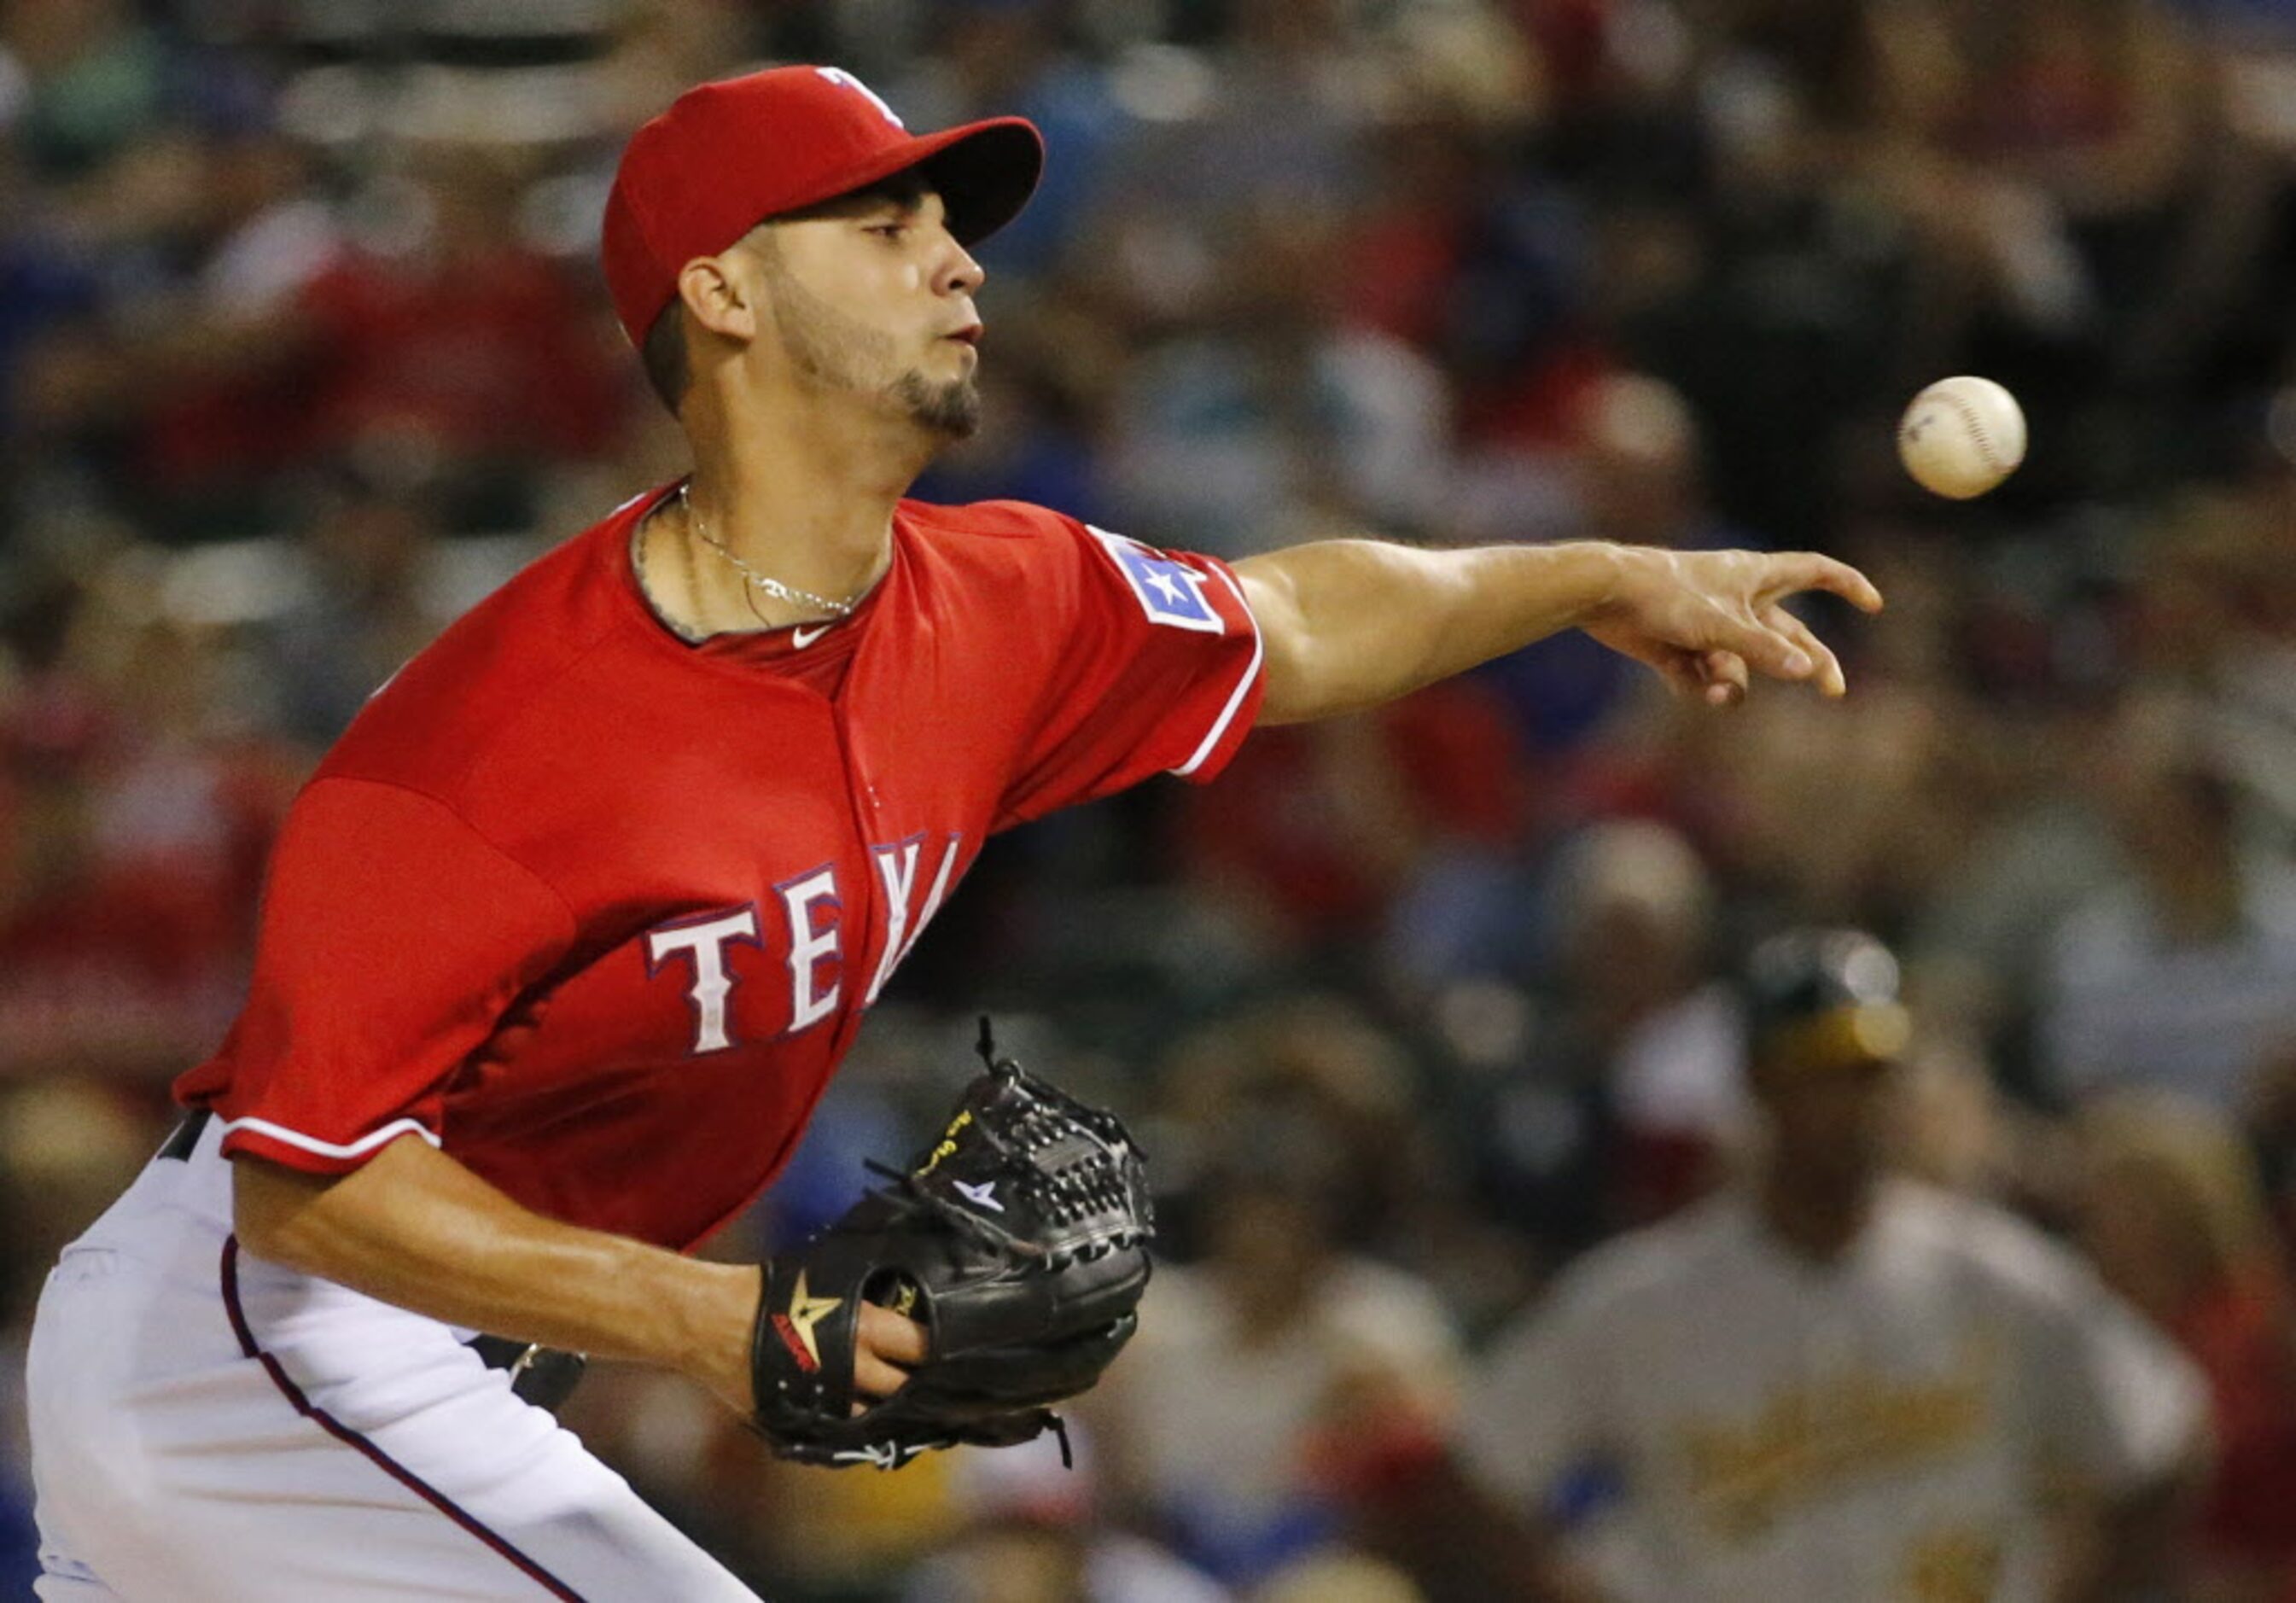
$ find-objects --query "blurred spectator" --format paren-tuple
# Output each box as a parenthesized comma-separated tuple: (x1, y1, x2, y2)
(2150, 474, 2296, 833)
(1857, 0, 2242, 440)
(1152, 996, 1442, 1256)
(1457, 930, 2207, 1600)
(1462, 819, 1739, 1276)
(2, 0, 180, 185)
(2042, 692, 2296, 1111)
(1174, 679, 1532, 968)
(127, 122, 345, 526)
(2075, 1093, 2296, 1601)
(1097, 1107, 1461, 1586)
(1715, 666, 1967, 930)
(1597, 7, 1915, 546)
(1905, 692, 2127, 1089)
(1251, 1547, 1426, 1603)
(1102, 0, 1386, 229)
(1466, 374, 1755, 754)
(250, 460, 455, 745)
(1106, 202, 1453, 556)
(0, 551, 297, 1077)
(252, 147, 626, 498)
(0, 120, 100, 455)
(904, 1423, 1227, 1603)
(889, 1, 1133, 283)
(72, 143, 631, 533)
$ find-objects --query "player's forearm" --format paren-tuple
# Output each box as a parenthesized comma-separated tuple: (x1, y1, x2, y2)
(233, 1135, 756, 1407)
(1234, 539, 1632, 725)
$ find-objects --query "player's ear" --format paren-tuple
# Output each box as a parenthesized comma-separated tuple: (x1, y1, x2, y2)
(677, 254, 758, 343)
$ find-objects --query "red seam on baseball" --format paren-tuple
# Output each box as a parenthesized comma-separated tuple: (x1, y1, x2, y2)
(1933, 389, 2004, 475)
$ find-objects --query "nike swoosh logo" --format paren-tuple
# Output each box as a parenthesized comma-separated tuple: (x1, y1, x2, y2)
(792, 625, 832, 648)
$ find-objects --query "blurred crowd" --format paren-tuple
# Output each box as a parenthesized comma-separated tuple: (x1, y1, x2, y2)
(6, 0, 2296, 1597)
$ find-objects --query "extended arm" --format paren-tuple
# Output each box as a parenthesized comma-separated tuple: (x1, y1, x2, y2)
(1232, 539, 1883, 726)
(233, 1136, 923, 1413)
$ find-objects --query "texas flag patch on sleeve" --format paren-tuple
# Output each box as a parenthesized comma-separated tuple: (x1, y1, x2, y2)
(1087, 526, 1227, 634)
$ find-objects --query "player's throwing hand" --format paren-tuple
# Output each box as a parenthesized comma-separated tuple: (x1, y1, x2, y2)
(1582, 548, 1885, 706)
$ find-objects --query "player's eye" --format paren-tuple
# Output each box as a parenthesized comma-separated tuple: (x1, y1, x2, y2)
(867, 223, 908, 241)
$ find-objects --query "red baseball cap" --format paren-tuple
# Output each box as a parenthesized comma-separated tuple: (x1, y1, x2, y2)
(602, 65, 1043, 349)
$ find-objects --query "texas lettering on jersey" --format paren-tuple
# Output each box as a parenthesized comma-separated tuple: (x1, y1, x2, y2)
(643, 831, 961, 1055)
(173, 489, 1265, 1250)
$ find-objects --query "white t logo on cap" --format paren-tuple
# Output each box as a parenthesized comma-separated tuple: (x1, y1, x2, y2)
(815, 67, 905, 130)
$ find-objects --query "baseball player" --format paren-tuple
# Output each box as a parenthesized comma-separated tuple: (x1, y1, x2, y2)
(1456, 930, 2210, 1603)
(24, 66, 1882, 1601)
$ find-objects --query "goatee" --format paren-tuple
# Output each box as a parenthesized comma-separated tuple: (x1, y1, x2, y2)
(895, 371, 981, 439)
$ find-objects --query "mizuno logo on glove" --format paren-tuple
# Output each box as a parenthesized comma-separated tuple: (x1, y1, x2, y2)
(953, 1179, 1004, 1212)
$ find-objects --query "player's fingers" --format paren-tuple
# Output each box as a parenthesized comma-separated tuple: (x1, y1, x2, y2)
(852, 1349, 914, 1404)
(1757, 551, 1884, 614)
(1710, 608, 1815, 683)
(1650, 646, 1709, 699)
(1763, 604, 1844, 697)
(853, 1304, 925, 1404)
(853, 1301, 929, 1402)
(860, 1301, 930, 1367)
(1698, 649, 1748, 707)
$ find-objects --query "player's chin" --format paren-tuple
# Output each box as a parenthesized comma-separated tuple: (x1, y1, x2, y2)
(895, 370, 982, 440)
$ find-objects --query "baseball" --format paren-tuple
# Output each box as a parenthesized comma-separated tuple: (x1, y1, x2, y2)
(1897, 376, 2026, 499)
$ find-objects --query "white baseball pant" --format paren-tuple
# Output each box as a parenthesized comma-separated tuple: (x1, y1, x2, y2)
(26, 1115, 761, 1600)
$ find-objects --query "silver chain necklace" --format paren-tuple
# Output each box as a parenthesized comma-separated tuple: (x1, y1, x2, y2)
(680, 483, 861, 620)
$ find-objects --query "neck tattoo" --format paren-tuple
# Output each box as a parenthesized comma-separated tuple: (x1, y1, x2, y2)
(681, 483, 862, 621)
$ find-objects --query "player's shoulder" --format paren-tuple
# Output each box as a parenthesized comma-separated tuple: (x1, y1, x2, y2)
(896, 497, 1232, 596)
(317, 487, 659, 797)
(1544, 1193, 1752, 1320)
(1878, 1180, 2088, 1300)
(896, 498, 1149, 609)
(895, 489, 1083, 539)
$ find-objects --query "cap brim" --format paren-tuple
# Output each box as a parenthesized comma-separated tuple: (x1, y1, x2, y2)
(1761, 1003, 1913, 1075)
(772, 117, 1042, 247)
(909, 118, 1043, 246)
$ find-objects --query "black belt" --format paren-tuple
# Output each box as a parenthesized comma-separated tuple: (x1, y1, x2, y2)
(468, 1337, 588, 1411)
(163, 1109, 586, 1410)
(158, 1108, 211, 1161)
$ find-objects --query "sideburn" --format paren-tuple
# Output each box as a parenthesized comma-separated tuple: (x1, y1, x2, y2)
(755, 234, 979, 438)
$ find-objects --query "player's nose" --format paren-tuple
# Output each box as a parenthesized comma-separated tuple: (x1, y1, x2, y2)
(939, 239, 984, 299)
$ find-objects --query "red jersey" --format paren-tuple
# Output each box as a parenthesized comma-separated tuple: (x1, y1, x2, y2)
(174, 485, 1263, 1249)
